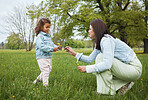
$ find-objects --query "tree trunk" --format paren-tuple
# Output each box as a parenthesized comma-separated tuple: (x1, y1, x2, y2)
(144, 38, 148, 53)
(29, 42, 33, 51)
(25, 42, 28, 51)
(28, 36, 31, 51)
(143, 0, 148, 53)
(24, 39, 28, 51)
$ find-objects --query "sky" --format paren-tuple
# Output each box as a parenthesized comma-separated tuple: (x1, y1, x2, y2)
(0, 0, 44, 43)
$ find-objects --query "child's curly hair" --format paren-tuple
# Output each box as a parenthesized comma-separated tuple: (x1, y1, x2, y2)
(35, 18, 51, 36)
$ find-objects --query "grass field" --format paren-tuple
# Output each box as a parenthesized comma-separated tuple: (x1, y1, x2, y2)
(0, 49, 148, 100)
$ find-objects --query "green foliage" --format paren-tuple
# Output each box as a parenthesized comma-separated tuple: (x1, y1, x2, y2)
(65, 39, 85, 48)
(27, 0, 147, 48)
(110, 10, 147, 47)
(6, 33, 24, 49)
(85, 40, 93, 48)
(0, 50, 147, 99)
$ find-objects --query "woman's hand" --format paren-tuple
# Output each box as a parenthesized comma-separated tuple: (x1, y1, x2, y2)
(78, 66, 86, 72)
(64, 46, 76, 56)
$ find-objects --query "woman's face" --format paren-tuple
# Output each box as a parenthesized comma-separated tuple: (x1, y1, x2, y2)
(42, 23, 51, 33)
(88, 25, 95, 39)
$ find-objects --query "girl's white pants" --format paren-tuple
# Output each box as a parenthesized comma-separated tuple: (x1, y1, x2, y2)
(36, 58, 52, 86)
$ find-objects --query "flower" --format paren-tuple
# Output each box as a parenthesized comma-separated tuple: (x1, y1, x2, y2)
(38, 90, 40, 93)
(33, 88, 35, 90)
(12, 96, 15, 98)
(141, 78, 143, 81)
(57, 43, 60, 45)
(77, 63, 79, 66)
(13, 83, 15, 86)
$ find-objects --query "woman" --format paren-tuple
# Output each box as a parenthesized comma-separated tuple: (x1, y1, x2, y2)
(64, 19, 142, 95)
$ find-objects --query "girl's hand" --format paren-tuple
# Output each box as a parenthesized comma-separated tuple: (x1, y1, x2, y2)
(78, 66, 86, 72)
(53, 47, 58, 52)
(58, 46, 62, 50)
(64, 46, 76, 56)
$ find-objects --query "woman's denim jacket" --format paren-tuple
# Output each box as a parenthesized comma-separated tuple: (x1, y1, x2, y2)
(35, 31, 58, 59)
(76, 34, 136, 73)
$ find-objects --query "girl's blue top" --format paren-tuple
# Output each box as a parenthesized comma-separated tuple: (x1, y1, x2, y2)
(76, 34, 136, 73)
(35, 31, 58, 59)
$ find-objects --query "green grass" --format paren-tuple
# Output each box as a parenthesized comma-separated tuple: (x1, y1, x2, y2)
(0, 49, 148, 100)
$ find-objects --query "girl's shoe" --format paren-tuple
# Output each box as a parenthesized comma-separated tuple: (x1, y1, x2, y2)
(33, 79, 40, 84)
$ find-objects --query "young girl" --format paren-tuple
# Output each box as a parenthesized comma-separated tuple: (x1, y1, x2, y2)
(33, 18, 61, 86)
(65, 19, 142, 95)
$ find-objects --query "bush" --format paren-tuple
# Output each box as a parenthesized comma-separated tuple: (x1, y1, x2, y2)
(65, 39, 85, 48)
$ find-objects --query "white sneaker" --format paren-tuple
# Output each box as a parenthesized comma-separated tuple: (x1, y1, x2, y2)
(33, 79, 40, 84)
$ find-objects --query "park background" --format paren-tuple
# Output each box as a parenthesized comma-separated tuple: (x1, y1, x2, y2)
(0, 0, 148, 100)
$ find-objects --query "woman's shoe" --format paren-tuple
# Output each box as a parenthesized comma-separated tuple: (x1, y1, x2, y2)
(119, 82, 134, 95)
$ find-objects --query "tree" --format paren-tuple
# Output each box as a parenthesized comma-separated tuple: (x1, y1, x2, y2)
(113, 1, 147, 47)
(6, 33, 24, 49)
(28, 0, 147, 49)
(1, 42, 4, 49)
(65, 39, 85, 48)
(26, 4, 39, 51)
(3, 4, 35, 51)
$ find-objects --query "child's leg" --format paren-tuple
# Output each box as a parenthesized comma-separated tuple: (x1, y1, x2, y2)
(36, 73, 43, 81)
(37, 58, 52, 86)
(48, 59, 52, 73)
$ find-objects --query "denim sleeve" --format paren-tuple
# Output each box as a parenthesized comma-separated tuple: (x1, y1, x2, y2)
(52, 42, 60, 50)
(36, 36, 54, 52)
(76, 48, 100, 63)
(52, 42, 58, 48)
(94, 38, 115, 73)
